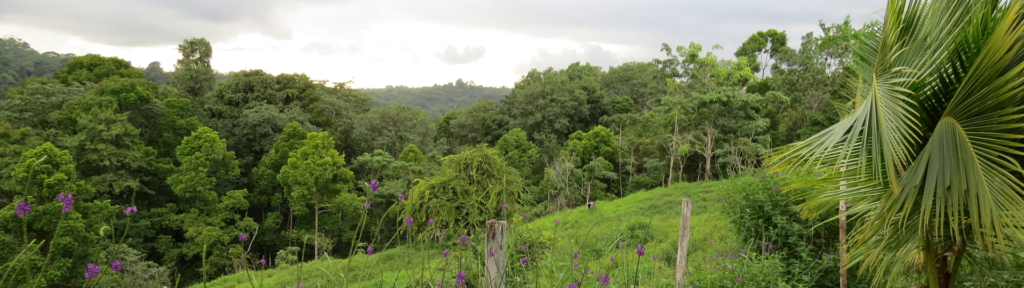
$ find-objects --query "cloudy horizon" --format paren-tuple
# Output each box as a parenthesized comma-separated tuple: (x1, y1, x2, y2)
(0, 0, 885, 88)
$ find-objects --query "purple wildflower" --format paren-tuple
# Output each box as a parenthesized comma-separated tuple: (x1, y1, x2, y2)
(709, 239, 714, 243)
(570, 284, 577, 288)
(111, 261, 122, 272)
(636, 245, 646, 256)
(364, 203, 371, 209)
(458, 234, 467, 244)
(610, 256, 615, 262)
(772, 187, 778, 192)
(58, 193, 74, 213)
(84, 263, 100, 279)
(599, 274, 610, 286)
(556, 219, 560, 225)
(366, 246, 374, 255)
(456, 270, 466, 286)
(239, 234, 247, 242)
(404, 216, 414, 227)
(501, 203, 508, 210)
(370, 180, 379, 193)
(428, 219, 434, 226)
(573, 252, 579, 259)
(398, 194, 405, 201)
(573, 262, 579, 270)
(259, 259, 266, 265)
(124, 205, 138, 215)
(490, 251, 495, 257)
(15, 201, 31, 217)
(737, 277, 743, 283)
(520, 257, 527, 265)
(522, 214, 528, 220)
(520, 245, 525, 251)
(653, 256, 657, 260)
(442, 249, 449, 258)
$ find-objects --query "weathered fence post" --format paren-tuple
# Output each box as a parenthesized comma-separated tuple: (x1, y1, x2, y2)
(675, 198, 692, 287)
(485, 219, 507, 288)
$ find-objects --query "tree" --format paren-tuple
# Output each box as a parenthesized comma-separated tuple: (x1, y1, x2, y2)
(0, 81, 91, 131)
(0, 122, 43, 202)
(0, 37, 74, 96)
(564, 125, 617, 167)
(734, 29, 789, 77)
(405, 145, 523, 234)
(0, 142, 115, 287)
(771, 1, 1024, 287)
(351, 104, 435, 157)
(601, 61, 670, 114)
(173, 38, 215, 99)
(447, 99, 510, 146)
(659, 42, 767, 180)
(54, 54, 144, 85)
(398, 144, 426, 165)
(495, 128, 539, 183)
(502, 62, 609, 147)
(161, 126, 255, 279)
(143, 61, 168, 85)
(277, 132, 354, 260)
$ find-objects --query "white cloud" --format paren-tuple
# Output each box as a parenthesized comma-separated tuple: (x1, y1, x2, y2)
(436, 45, 487, 65)
(0, 0, 886, 88)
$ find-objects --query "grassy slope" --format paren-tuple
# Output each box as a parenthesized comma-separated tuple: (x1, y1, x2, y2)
(199, 179, 755, 288)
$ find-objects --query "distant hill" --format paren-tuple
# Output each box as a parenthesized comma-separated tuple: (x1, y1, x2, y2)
(0, 37, 75, 97)
(362, 79, 510, 119)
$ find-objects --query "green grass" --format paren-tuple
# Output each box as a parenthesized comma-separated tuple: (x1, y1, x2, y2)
(197, 179, 760, 288)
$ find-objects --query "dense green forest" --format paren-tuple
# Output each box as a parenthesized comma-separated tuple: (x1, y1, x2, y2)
(363, 81, 510, 119)
(3, 0, 1024, 286)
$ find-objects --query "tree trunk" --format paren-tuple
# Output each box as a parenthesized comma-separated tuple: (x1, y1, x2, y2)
(669, 108, 680, 185)
(703, 124, 714, 181)
(675, 199, 692, 287)
(314, 195, 320, 260)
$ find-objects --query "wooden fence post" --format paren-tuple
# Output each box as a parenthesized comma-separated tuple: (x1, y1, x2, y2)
(675, 198, 692, 288)
(485, 219, 507, 288)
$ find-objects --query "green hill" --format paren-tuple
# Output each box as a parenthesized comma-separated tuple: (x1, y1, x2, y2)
(196, 178, 789, 288)
(362, 79, 509, 119)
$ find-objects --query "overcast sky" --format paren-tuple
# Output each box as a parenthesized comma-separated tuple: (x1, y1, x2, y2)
(0, 0, 885, 88)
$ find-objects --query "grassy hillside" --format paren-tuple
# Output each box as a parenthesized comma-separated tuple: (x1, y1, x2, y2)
(198, 178, 783, 288)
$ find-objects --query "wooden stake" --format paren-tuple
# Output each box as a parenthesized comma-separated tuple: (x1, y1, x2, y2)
(675, 198, 692, 287)
(485, 219, 507, 288)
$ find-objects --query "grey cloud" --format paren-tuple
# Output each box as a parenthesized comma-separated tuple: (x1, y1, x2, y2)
(399, 0, 885, 54)
(435, 45, 487, 65)
(0, 0, 334, 46)
(515, 43, 625, 74)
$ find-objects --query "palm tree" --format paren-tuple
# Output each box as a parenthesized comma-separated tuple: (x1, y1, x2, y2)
(770, 0, 1024, 287)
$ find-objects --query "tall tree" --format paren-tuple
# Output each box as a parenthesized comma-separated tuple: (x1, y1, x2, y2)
(161, 126, 255, 280)
(277, 132, 354, 259)
(54, 54, 144, 85)
(0, 37, 75, 96)
(351, 104, 435, 157)
(173, 38, 215, 100)
(496, 128, 539, 183)
(143, 61, 169, 85)
(601, 61, 670, 114)
(772, 1, 1024, 287)
(734, 29, 789, 77)
(502, 62, 609, 147)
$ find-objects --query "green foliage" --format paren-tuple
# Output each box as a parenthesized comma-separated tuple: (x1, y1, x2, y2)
(406, 145, 523, 235)
(565, 125, 617, 167)
(351, 104, 435, 157)
(0, 81, 91, 131)
(734, 29, 789, 75)
(173, 38, 215, 99)
(54, 54, 143, 85)
(772, 1, 1024, 286)
(160, 126, 255, 280)
(398, 144, 426, 165)
(496, 128, 539, 183)
(277, 131, 354, 258)
(503, 62, 609, 147)
(601, 61, 671, 114)
(364, 79, 510, 119)
(440, 99, 510, 148)
(0, 37, 74, 96)
(143, 61, 169, 85)
(0, 122, 44, 201)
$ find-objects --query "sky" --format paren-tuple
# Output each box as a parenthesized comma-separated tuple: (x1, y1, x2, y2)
(0, 0, 886, 88)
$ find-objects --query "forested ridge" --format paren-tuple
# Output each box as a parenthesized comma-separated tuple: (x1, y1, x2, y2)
(3, 1, 1024, 286)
